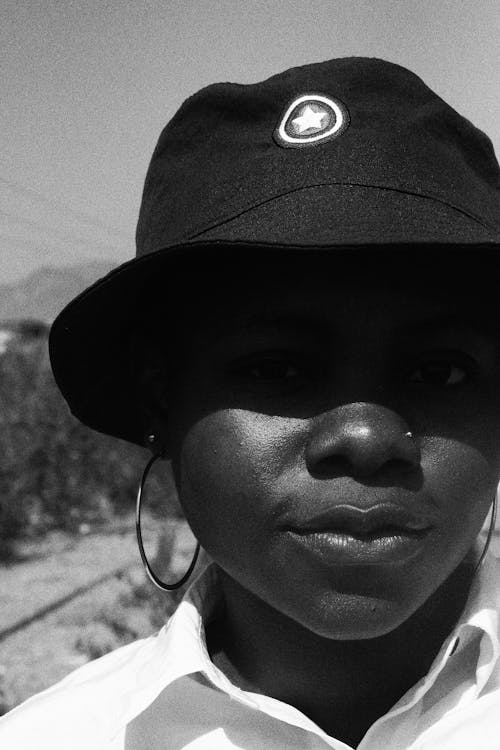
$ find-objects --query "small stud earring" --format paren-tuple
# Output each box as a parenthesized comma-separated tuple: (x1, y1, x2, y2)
(146, 432, 166, 458)
(405, 431, 413, 439)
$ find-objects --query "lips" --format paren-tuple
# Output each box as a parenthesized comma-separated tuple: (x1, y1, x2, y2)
(282, 502, 434, 565)
(287, 503, 432, 537)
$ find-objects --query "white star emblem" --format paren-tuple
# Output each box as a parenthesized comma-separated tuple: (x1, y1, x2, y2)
(291, 105, 328, 135)
(274, 93, 349, 148)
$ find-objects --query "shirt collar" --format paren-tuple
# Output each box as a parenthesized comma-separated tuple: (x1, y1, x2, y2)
(450, 551, 500, 695)
(163, 563, 260, 705)
(184, 551, 500, 691)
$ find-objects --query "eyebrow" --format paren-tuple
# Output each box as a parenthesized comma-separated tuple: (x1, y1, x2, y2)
(234, 312, 321, 331)
(230, 311, 495, 337)
(395, 313, 497, 341)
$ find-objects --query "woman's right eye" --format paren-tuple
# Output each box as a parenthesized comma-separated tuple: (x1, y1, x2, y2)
(407, 356, 476, 388)
(247, 359, 300, 381)
(234, 357, 302, 382)
(230, 353, 320, 387)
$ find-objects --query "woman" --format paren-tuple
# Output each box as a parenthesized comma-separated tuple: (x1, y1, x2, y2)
(2, 56, 500, 749)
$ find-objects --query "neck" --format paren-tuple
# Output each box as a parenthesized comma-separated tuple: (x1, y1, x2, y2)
(206, 561, 475, 746)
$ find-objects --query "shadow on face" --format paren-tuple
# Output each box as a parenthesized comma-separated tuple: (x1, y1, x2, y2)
(135, 247, 500, 639)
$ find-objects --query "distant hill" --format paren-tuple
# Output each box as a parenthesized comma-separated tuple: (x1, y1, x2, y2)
(0, 262, 116, 322)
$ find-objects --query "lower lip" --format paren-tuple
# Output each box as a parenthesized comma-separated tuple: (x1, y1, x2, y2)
(286, 528, 431, 565)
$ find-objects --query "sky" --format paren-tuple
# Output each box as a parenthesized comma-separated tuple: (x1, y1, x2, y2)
(2, 0, 500, 282)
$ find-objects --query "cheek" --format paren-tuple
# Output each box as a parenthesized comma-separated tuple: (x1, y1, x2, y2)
(421, 436, 498, 560)
(171, 409, 297, 564)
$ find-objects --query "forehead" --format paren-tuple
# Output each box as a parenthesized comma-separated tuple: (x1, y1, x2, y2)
(178, 249, 495, 336)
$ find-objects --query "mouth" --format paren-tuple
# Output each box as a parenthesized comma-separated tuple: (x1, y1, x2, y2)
(283, 503, 434, 565)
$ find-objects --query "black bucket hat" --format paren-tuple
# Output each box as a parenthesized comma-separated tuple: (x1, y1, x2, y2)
(49, 56, 500, 445)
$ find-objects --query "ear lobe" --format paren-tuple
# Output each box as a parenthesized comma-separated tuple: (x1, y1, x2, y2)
(143, 418, 170, 459)
(144, 431, 169, 459)
(136, 364, 170, 456)
(139, 364, 169, 413)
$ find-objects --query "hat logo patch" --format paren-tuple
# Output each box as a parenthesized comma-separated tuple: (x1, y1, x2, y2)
(274, 93, 349, 148)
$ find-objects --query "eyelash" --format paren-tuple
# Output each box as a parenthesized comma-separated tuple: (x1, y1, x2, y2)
(231, 354, 317, 384)
(406, 351, 479, 388)
(230, 352, 477, 388)
(408, 362, 470, 387)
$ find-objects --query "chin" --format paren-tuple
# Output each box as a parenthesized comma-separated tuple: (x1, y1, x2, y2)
(288, 589, 417, 641)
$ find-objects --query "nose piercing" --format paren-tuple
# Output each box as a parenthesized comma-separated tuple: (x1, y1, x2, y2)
(405, 431, 413, 439)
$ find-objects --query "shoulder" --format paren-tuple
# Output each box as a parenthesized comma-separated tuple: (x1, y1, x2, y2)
(0, 631, 165, 749)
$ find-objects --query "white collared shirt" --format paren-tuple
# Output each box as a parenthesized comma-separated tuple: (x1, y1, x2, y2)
(1, 555, 500, 749)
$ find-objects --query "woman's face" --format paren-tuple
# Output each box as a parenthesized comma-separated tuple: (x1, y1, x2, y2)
(154, 255, 500, 639)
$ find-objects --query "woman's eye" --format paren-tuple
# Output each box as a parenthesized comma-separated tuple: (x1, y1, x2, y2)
(230, 353, 315, 386)
(247, 359, 300, 381)
(409, 361, 468, 387)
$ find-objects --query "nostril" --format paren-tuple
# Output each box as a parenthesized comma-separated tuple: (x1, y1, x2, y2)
(308, 455, 356, 479)
(307, 441, 420, 480)
(305, 405, 421, 479)
(384, 457, 414, 474)
(309, 454, 418, 483)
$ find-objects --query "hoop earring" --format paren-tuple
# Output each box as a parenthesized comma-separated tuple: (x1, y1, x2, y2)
(136, 454, 201, 591)
(474, 490, 498, 574)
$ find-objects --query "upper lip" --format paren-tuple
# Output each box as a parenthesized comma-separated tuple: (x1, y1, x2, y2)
(285, 503, 433, 536)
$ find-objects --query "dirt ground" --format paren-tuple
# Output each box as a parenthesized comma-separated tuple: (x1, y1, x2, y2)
(0, 518, 199, 713)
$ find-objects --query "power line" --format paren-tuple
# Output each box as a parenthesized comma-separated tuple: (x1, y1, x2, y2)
(0, 176, 130, 240)
(0, 209, 127, 253)
(0, 233, 123, 263)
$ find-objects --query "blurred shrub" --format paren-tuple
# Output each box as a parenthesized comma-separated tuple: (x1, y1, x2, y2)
(74, 568, 181, 662)
(0, 665, 11, 717)
(74, 622, 122, 660)
(0, 338, 181, 556)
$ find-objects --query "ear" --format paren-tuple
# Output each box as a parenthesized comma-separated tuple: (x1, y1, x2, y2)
(136, 358, 171, 458)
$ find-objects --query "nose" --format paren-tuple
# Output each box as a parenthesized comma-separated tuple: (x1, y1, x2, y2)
(305, 403, 421, 479)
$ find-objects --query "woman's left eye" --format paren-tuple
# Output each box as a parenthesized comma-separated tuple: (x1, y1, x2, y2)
(246, 358, 301, 381)
(409, 361, 469, 387)
(229, 352, 317, 386)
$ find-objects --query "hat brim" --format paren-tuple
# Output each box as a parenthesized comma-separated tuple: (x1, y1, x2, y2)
(49, 183, 500, 445)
